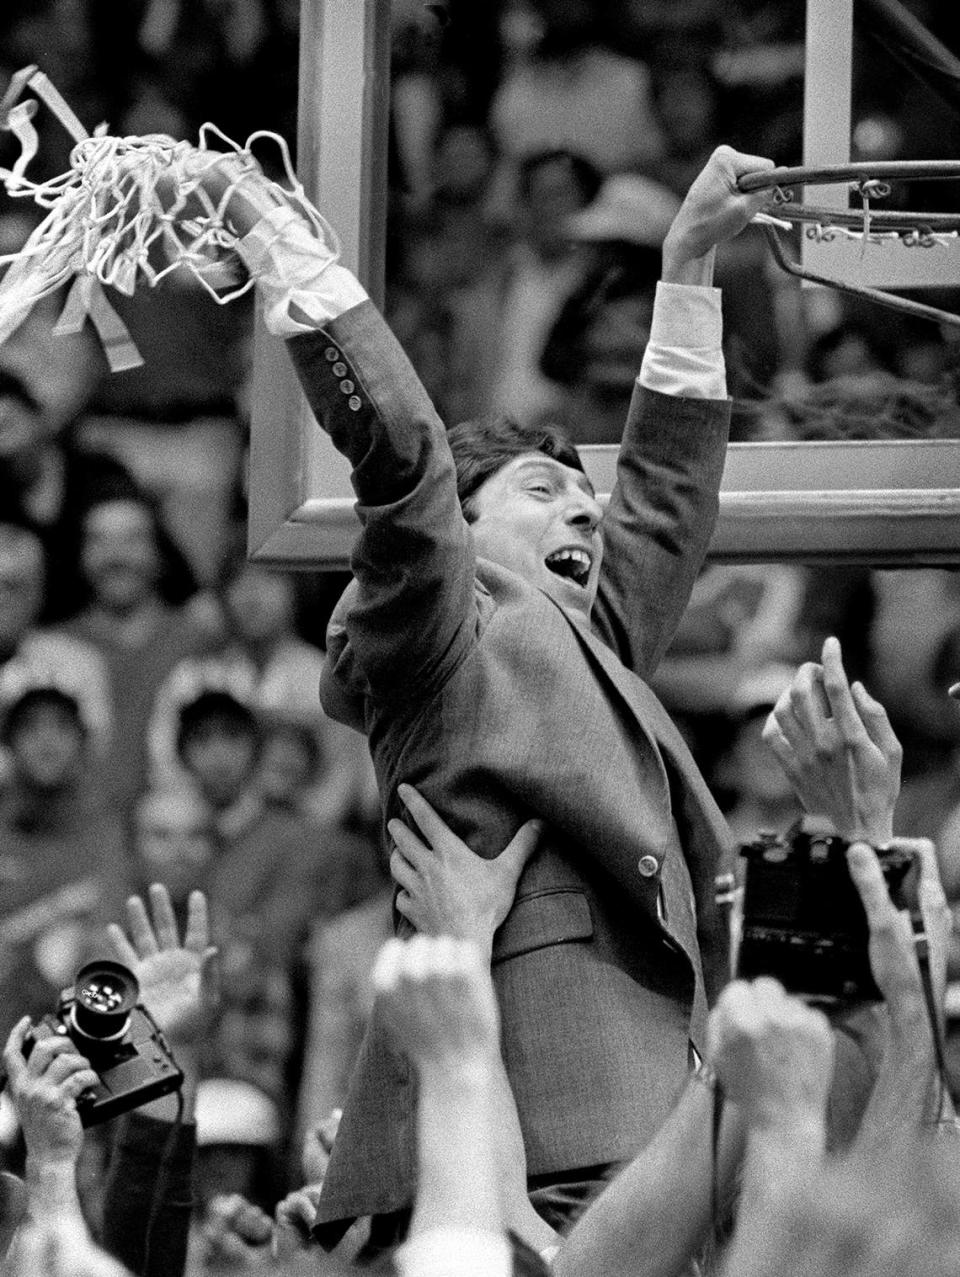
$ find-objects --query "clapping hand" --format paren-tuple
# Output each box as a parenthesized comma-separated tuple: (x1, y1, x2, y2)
(388, 784, 542, 959)
(106, 885, 217, 1051)
(763, 636, 902, 844)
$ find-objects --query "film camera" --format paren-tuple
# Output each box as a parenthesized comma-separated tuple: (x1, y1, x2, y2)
(24, 959, 183, 1126)
(734, 825, 919, 1004)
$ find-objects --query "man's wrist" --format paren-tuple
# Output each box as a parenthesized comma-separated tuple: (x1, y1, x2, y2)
(661, 238, 716, 286)
(25, 1155, 81, 1218)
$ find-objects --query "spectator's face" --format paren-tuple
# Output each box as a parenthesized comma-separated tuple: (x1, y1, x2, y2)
(469, 452, 603, 619)
(81, 500, 160, 614)
(135, 791, 214, 899)
(223, 566, 294, 647)
(258, 724, 318, 808)
(181, 719, 259, 809)
(523, 159, 591, 256)
(0, 531, 44, 651)
(9, 702, 85, 791)
(0, 393, 47, 462)
(580, 292, 656, 397)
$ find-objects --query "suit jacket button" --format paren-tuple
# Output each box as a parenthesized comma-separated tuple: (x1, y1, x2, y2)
(332, 361, 348, 377)
(348, 395, 363, 411)
(637, 854, 660, 877)
(324, 347, 339, 362)
(340, 379, 355, 394)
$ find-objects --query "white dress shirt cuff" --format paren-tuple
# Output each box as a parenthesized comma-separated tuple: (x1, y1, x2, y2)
(639, 280, 726, 400)
(394, 1228, 511, 1277)
(236, 205, 368, 336)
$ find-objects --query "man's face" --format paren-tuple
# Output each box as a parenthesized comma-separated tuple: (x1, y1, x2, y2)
(81, 500, 159, 615)
(469, 453, 603, 620)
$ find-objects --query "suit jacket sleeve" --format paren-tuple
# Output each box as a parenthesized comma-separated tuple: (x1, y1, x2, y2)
(286, 301, 476, 708)
(591, 384, 731, 681)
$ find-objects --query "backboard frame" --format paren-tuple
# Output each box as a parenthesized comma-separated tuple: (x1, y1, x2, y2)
(247, 0, 960, 572)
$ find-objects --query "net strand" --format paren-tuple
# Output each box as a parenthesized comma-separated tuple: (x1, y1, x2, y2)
(0, 67, 340, 371)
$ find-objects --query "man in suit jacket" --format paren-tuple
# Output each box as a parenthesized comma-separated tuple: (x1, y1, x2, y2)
(210, 145, 775, 1241)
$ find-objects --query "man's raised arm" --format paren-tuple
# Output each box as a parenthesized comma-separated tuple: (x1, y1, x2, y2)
(594, 146, 774, 678)
(198, 160, 476, 712)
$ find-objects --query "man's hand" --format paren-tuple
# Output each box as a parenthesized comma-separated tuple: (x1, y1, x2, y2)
(106, 885, 217, 1051)
(272, 1184, 322, 1261)
(707, 977, 834, 1135)
(10, 1222, 130, 1277)
(2, 1019, 97, 1174)
(847, 837, 950, 1037)
(372, 936, 500, 1082)
(661, 144, 776, 284)
(762, 636, 902, 844)
(388, 784, 542, 959)
(200, 1193, 273, 1269)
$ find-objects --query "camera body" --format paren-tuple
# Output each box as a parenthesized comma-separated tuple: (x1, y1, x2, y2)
(736, 826, 918, 1004)
(25, 960, 183, 1127)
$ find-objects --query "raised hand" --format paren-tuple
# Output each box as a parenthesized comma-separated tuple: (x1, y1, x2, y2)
(106, 885, 217, 1051)
(661, 144, 776, 283)
(2, 1018, 98, 1175)
(372, 936, 500, 1081)
(199, 1193, 272, 1269)
(763, 636, 902, 844)
(707, 977, 834, 1135)
(388, 783, 542, 959)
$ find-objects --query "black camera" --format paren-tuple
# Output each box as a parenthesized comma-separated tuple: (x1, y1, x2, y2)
(24, 960, 183, 1126)
(735, 826, 919, 1004)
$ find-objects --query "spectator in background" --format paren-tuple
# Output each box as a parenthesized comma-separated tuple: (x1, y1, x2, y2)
(0, 684, 126, 1066)
(451, 148, 603, 425)
(0, 369, 143, 625)
(490, 0, 665, 179)
(0, 521, 112, 772)
(59, 494, 203, 815)
(539, 172, 680, 443)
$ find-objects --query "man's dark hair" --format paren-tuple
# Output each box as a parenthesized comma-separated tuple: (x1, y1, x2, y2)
(176, 690, 261, 761)
(1, 686, 86, 747)
(447, 416, 586, 521)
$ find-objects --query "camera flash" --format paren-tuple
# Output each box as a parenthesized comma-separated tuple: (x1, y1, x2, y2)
(950, 682, 960, 701)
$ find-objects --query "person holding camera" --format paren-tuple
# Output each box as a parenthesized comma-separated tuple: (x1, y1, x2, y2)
(1, 885, 215, 1277)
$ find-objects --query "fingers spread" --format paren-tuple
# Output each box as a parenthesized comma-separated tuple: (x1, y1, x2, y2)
(184, 890, 211, 954)
(125, 895, 159, 957)
(388, 818, 430, 869)
(149, 883, 179, 949)
(820, 637, 865, 743)
(106, 922, 139, 970)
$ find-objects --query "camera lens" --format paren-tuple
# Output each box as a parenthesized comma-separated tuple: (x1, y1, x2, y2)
(70, 961, 139, 1042)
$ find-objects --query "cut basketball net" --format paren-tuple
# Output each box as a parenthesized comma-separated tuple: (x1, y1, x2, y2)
(740, 161, 960, 328)
(0, 66, 340, 371)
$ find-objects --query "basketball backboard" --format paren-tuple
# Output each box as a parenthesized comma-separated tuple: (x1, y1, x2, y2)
(246, 0, 960, 571)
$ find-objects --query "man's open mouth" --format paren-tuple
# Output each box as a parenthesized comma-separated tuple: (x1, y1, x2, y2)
(544, 547, 592, 588)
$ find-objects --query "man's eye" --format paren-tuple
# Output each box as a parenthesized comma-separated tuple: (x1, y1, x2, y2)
(527, 484, 551, 496)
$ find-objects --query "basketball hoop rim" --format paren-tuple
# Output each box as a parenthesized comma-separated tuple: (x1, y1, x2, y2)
(739, 161, 960, 193)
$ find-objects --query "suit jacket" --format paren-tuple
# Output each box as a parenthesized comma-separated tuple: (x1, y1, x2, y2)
(284, 301, 734, 1230)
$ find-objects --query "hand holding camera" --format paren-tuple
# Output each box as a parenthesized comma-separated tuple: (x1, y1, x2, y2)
(2, 1016, 98, 1174)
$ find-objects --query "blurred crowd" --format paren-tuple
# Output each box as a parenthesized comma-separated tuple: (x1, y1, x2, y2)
(1, 0, 960, 1275)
